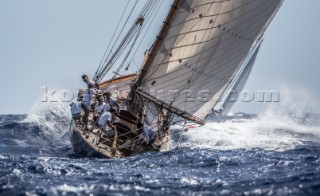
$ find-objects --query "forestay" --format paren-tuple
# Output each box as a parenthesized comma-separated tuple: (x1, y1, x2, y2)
(137, 0, 283, 124)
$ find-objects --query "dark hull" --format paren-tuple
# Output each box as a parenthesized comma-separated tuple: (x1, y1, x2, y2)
(70, 127, 109, 158)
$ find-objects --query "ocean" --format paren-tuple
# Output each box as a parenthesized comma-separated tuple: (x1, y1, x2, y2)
(0, 103, 320, 195)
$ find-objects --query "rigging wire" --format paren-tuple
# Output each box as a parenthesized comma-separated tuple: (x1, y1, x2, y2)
(124, 0, 164, 74)
(95, 0, 133, 77)
(104, 5, 161, 89)
(94, 0, 140, 81)
(94, 0, 161, 83)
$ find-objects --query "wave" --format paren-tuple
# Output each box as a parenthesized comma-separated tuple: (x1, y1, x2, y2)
(0, 101, 73, 156)
(173, 112, 320, 151)
(173, 86, 320, 151)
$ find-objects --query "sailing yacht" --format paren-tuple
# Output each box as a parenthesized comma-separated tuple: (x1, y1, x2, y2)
(70, 0, 284, 158)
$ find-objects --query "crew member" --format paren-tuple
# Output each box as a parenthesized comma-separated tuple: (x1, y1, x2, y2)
(103, 91, 120, 112)
(97, 110, 116, 138)
(70, 97, 83, 125)
(94, 97, 110, 121)
(81, 86, 96, 130)
(82, 74, 99, 89)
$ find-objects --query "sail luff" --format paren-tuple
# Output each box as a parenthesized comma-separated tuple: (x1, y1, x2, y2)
(135, 0, 182, 86)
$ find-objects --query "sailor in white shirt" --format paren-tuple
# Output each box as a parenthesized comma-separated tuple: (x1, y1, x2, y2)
(81, 88, 96, 110)
(103, 91, 120, 111)
(97, 111, 115, 138)
(82, 74, 97, 88)
(94, 98, 110, 121)
(95, 101, 110, 114)
(70, 99, 83, 122)
(81, 87, 96, 130)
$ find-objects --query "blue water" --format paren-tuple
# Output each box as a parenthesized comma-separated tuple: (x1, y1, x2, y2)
(1, 109, 320, 195)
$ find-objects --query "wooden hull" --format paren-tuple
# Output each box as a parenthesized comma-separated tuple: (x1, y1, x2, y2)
(70, 126, 126, 158)
(70, 127, 116, 158)
(70, 123, 168, 159)
(70, 74, 170, 159)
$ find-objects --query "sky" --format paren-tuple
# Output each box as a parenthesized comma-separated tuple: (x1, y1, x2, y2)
(0, 0, 320, 115)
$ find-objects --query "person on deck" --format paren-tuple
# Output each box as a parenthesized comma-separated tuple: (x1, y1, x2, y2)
(82, 74, 99, 89)
(94, 97, 110, 122)
(97, 110, 116, 138)
(81, 86, 96, 130)
(70, 97, 83, 125)
(103, 91, 120, 112)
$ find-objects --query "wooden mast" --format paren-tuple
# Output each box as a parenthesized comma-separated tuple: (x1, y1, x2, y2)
(135, 0, 182, 86)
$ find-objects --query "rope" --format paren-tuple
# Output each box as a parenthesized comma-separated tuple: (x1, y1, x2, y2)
(95, 0, 139, 79)
(95, 0, 134, 77)
(94, 0, 160, 83)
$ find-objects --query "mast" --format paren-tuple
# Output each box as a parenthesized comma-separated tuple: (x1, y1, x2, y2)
(135, 0, 182, 86)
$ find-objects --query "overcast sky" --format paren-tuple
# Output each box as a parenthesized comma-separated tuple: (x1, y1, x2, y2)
(1, 0, 319, 115)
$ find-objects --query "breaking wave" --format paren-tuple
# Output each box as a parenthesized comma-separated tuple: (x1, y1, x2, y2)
(0, 101, 73, 156)
(173, 86, 320, 151)
(173, 113, 320, 151)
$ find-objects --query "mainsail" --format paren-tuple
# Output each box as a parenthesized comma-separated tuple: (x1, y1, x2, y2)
(220, 41, 262, 116)
(135, 0, 283, 125)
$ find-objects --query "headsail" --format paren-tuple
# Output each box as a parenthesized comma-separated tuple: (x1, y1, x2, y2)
(135, 0, 283, 125)
(220, 41, 262, 116)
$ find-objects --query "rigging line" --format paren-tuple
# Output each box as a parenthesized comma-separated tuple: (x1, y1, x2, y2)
(95, 0, 133, 76)
(97, 23, 139, 77)
(127, 0, 164, 72)
(95, 0, 139, 79)
(95, 0, 159, 82)
(97, 0, 161, 82)
(102, 0, 139, 63)
(104, 27, 143, 88)
(116, 28, 143, 74)
(132, 59, 141, 71)
(96, 24, 141, 80)
(101, 27, 141, 77)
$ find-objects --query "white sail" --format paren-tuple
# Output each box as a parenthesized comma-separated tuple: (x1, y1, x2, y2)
(220, 41, 262, 116)
(137, 0, 283, 124)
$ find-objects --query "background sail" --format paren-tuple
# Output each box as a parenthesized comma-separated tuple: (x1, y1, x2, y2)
(138, 0, 283, 122)
(220, 41, 262, 116)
